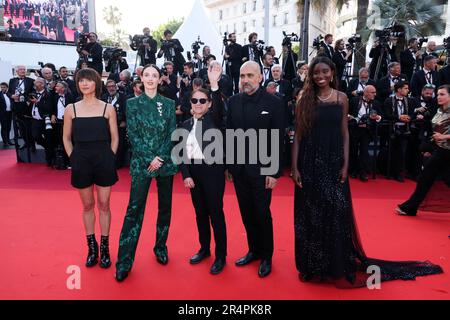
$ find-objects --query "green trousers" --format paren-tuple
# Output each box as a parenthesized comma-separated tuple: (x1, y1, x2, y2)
(116, 174, 174, 272)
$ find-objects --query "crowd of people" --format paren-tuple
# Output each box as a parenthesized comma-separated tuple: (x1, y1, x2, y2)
(0, 30, 448, 286)
(3, 0, 89, 42)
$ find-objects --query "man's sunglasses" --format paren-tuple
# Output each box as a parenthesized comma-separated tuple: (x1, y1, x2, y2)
(190, 98, 209, 105)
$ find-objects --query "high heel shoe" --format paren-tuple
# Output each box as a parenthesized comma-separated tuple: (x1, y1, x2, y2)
(86, 234, 98, 267)
(100, 235, 111, 269)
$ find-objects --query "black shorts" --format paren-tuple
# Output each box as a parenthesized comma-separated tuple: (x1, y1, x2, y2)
(70, 142, 119, 189)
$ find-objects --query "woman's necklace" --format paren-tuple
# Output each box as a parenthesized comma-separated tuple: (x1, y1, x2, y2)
(317, 89, 334, 102)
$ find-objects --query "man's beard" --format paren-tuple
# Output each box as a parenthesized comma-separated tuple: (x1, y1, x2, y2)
(242, 83, 258, 94)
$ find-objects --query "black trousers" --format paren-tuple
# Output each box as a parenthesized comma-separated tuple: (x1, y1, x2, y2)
(189, 163, 227, 258)
(233, 173, 274, 260)
(0, 111, 12, 143)
(115, 127, 128, 169)
(406, 128, 422, 179)
(31, 119, 54, 163)
(15, 115, 33, 147)
(388, 134, 409, 177)
(350, 127, 371, 175)
(230, 70, 240, 94)
(400, 147, 450, 214)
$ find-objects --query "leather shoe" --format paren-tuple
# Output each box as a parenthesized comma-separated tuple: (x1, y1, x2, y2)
(115, 270, 129, 282)
(190, 249, 211, 264)
(156, 253, 169, 265)
(258, 260, 272, 278)
(235, 252, 259, 266)
(210, 258, 226, 275)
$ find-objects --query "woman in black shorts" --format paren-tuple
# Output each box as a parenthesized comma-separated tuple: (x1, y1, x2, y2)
(63, 68, 119, 269)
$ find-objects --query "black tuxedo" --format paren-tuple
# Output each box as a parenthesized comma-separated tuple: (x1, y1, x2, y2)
(421, 51, 439, 68)
(138, 36, 158, 65)
(439, 65, 450, 85)
(261, 65, 273, 84)
(376, 73, 408, 103)
(242, 44, 263, 66)
(84, 42, 104, 75)
(321, 43, 335, 60)
(157, 39, 186, 75)
(51, 93, 75, 119)
(58, 77, 78, 98)
(226, 88, 285, 261)
(0, 92, 13, 144)
(7, 77, 34, 115)
(30, 90, 54, 164)
(346, 78, 377, 99)
(410, 69, 440, 98)
(225, 42, 243, 94)
(400, 49, 419, 81)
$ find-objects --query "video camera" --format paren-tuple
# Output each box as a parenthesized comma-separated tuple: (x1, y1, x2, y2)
(374, 27, 405, 47)
(443, 36, 450, 50)
(282, 31, 300, 48)
(222, 32, 232, 46)
(103, 47, 127, 62)
(418, 37, 428, 49)
(191, 36, 204, 55)
(161, 39, 176, 51)
(76, 33, 90, 52)
(251, 40, 265, 52)
(129, 34, 152, 51)
(346, 34, 362, 50)
(313, 34, 325, 49)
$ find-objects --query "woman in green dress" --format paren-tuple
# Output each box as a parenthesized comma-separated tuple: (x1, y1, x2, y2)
(115, 64, 178, 282)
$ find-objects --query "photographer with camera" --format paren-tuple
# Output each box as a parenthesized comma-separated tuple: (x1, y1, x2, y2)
(422, 41, 439, 66)
(77, 32, 104, 76)
(346, 68, 376, 99)
(29, 77, 54, 167)
(180, 61, 195, 98)
(131, 27, 158, 66)
(159, 61, 178, 102)
(280, 32, 299, 82)
(320, 34, 334, 60)
(369, 35, 398, 80)
(157, 29, 186, 76)
(199, 55, 233, 98)
(332, 39, 352, 91)
(224, 32, 243, 94)
(376, 62, 408, 103)
(266, 46, 280, 65)
(382, 81, 419, 182)
(261, 53, 274, 84)
(105, 47, 129, 83)
(410, 55, 440, 98)
(400, 38, 422, 82)
(58, 67, 78, 99)
(291, 62, 308, 91)
(116, 70, 133, 97)
(348, 85, 382, 182)
(242, 32, 264, 67)
(41, 67, 57, 94)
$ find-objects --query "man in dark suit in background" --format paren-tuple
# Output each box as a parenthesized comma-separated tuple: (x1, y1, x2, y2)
(410, 55, 440, 98)
(157, 29, 186, 76)
(321, 34, 334, 60)
(226, 61, 284, 278)
(224, 32, 243, 94)
(439, 64, 450, 85)
(400, 38, 422, 81)
(241, 32, 263, 68)
(376, 62, 408, 103)
(0, 82, 14, 148)
(346, 67, 376, 99)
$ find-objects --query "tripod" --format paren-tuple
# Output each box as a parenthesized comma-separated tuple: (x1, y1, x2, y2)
(373, 44, 392, 81)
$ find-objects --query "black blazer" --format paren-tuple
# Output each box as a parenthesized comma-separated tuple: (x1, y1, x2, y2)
(349, 97, 382, 119)
(31, 90, 53, 118)
(409, 69, 440, 98)
(51, 93, 75, 118)
(382, 96, 418, 122)
(346, 78, 377, 98)
(439, 65, 450, 86)
(332, 50, 351, 80)
(226, 88, 285, 178)
(178, 89, 225, 179)
(321, 43, 335, 60)
(242, 44, 263, 66)
(101, 93, 127, 123)
(400, 49, 418, 81)
(376, 73, 408, 103)
(7, 77, 35, 115)
(0, 92, 7, 115)
(225, 43, 243, 74)
(59, 77, 78, 98)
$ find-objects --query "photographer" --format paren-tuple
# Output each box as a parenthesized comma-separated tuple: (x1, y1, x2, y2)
(78, 32, 104, 75)
(41, 67, 57, 93)
(105, 47, 129, 83)
(29, 77, 54, 167)
(376, 62, 408, 103)
(410, 55, 440, 98)
(58, 67, 77, 99)
(266, 46, 280, 65)
(440, 64, 450, 86)
(157, 29, 186, 76)
(101, 80, 128, 169)
(382, 81, 419, 182)
(291, 62, 308, 91)
(128, 80, 143, 100)
(242, 32, 263, 67)
(261, 53, 274, 84)
(159, 61, 178, 102)
(347, 67, 376, 99)
(117, 70, 133, 97)
(321, 34, 334, 60)
(369, 37, 398, 80)
(224, 32, 243, 94)
(199, 55, 233, 98)
(349, 85, 382, 181)
(400, 38, 422, 81)
(135, 27, 158, 66)
(179, 61, 195, 99)
(422, 41, 439, 66)
(332, 39, 352, 90)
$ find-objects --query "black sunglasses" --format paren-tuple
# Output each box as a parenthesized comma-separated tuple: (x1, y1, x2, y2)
(190, 98, 208, 105)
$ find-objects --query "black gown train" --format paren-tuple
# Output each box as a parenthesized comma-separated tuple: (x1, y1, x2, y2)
(294, 100, 443, 288)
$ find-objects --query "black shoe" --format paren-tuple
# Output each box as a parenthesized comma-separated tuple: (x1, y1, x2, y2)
(395, 206, 417, 216)
(235, 252, 259, 266)
(155, 252, 169, 265)
(258, 259, 272, 278)
(7, 141, 15, 146)
(115, 270, 129, 282)
(85, 234, 98, 268)
(210, 258, 226, 275)
(359, 174, 369, 182)
(190, 249, 211, 265)
(100, 235, 111, 269)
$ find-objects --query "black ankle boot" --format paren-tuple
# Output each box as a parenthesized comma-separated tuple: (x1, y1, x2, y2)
(86, 234, 98, 267)
(100, 235, 111, 269)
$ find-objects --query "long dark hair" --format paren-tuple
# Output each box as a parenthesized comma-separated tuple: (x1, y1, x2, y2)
(295, 56, 338, 137)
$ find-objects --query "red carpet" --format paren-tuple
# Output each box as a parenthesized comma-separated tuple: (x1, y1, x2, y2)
(0, 149, 448, 300)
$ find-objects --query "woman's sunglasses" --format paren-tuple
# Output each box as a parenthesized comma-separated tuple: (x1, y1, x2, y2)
(190, 98, 209, 105)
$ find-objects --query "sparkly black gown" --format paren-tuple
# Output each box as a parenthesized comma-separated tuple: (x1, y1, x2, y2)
(294, 100, 443, 288)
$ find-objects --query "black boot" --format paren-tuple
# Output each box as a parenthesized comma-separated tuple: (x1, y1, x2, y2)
(100, 235, 111, 269)
(85, 234, 98, 267)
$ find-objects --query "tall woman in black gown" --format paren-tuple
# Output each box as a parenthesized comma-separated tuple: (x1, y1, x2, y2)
(291, 57, 443, 287)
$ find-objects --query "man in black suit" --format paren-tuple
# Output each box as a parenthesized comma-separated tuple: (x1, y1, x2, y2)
(321, 34, 334, 60)
(157, 29, 186, 76)
(263, 65, 292, 103)
(159, 61, 178, 102)
(261, 53, 273, 85)
(8, 65, 35, 150)
(410, 55, 440, 98)
(78, 32, 103, 75)
(400, 38, 422, 81)
(226, 61, 284, 278)
(241, 32, 263, 68)
(332, 39, 352, 91)
(368, 38, 398, 80)
(346, 67, 376, 99)
(421, 41, 439, 68)
(29, 77, 54, 166)
(382, 81, 418, 182)
(348, 85, 382, 181)
(102, 80, 128, 169)
(439, 64, 450, 85)
(376, 62, 408, 103)
(58, 66, 78, 98)
(137, 27, 158, 66)
(224, 32, 243, 94)
(0, 82, 14, 148)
